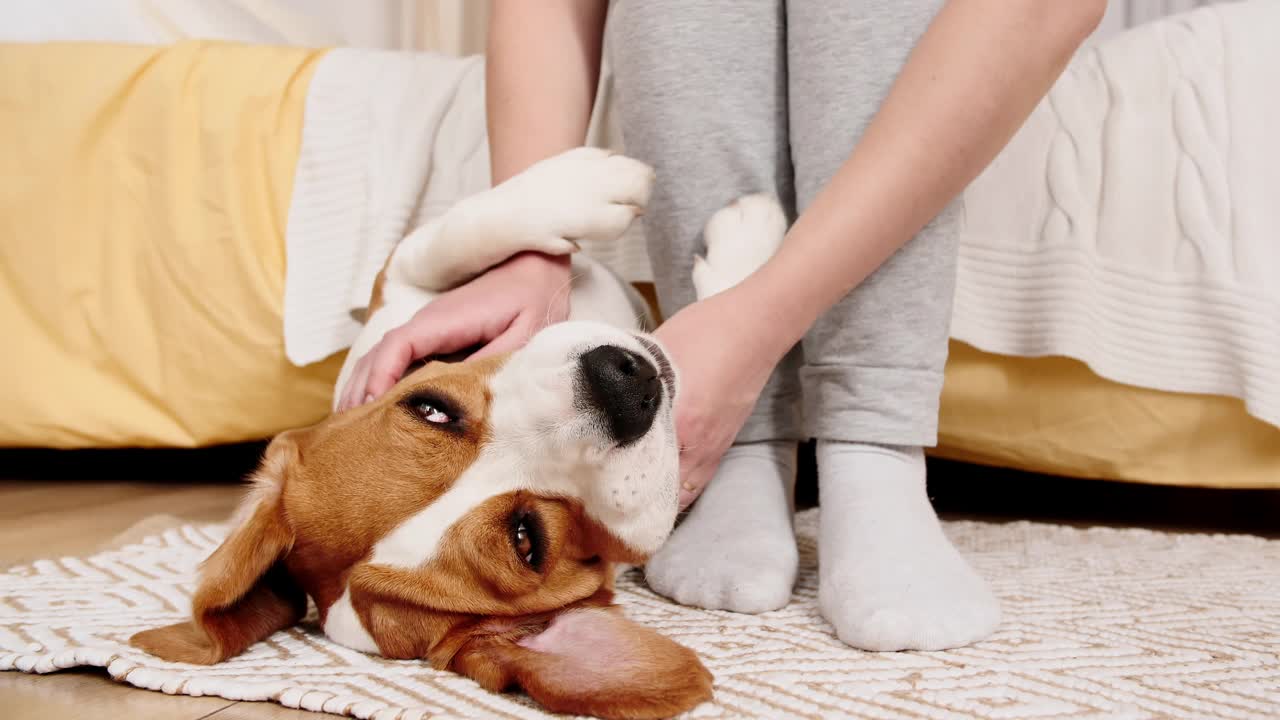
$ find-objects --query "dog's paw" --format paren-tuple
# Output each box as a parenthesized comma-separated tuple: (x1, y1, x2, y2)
(693, 193, 788, 300)
(410, 149, 653, 293)
(494, 147, 656, 249)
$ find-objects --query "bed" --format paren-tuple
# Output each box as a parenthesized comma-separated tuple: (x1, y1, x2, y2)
(1, 1, 1275, 489)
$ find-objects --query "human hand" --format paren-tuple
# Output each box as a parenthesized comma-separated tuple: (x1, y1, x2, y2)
(337, 252, 571, 411)
(655, 288, 789, 508)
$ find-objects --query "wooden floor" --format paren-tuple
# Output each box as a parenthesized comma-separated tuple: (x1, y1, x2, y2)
(2, 443, 1277, 719)
(0, 445, 320, 719)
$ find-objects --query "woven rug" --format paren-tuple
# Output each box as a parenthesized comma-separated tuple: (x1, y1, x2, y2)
(2, 510, 1278, 719)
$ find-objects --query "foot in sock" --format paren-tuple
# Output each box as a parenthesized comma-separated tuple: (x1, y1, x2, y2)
(644, 441, 798, 613)
(817, 441, 1000, 651)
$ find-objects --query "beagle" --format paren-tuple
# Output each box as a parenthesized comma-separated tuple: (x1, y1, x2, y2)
(130, 148, 786, 719)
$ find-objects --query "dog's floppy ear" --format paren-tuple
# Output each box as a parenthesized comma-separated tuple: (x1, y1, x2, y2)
(130, 433, 307, 664)
(451, 606, 713, 720)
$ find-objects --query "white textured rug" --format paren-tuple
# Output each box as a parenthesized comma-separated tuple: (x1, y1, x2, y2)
(2, 510, 1278, 719)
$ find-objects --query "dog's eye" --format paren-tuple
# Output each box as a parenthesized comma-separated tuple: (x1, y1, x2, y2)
(415, 402, 451, 424)
(402, 393, 460, 426)
(511, 512, 545, 570)
(514, 523, 533, 562)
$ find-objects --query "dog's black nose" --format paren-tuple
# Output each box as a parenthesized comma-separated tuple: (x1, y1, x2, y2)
(579, 345, 661, 446)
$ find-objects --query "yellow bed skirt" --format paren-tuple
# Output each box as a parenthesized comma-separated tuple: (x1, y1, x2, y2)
(935, 342, 1280, 490)
(0, 41, 343, 448)
(1, 41, 1276, 490)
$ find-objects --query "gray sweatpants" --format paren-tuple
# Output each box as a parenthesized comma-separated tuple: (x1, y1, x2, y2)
(608, 0, 960, 447)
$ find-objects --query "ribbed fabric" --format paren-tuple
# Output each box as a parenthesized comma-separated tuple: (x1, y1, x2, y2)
(282, 49, 488, 366)
(952, 242, 1280, 426)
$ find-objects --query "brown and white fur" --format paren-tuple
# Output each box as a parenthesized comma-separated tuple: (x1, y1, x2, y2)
(130, 148, 786, 719)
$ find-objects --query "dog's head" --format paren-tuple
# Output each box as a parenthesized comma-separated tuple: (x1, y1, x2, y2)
(131, 321, 710, 719)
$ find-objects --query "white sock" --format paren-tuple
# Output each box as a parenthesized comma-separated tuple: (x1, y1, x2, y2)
(817, 441, 1000, 651)
(643, 441, 798, 613)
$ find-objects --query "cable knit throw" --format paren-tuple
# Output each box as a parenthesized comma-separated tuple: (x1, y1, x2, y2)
(952, 0, 1280, 428)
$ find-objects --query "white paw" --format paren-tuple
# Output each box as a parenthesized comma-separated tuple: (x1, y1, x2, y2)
(694, 193, 787, 300)
(485, 147, 656, 252)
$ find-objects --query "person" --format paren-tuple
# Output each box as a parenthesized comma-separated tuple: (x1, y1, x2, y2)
(341, 0, 1106, 651)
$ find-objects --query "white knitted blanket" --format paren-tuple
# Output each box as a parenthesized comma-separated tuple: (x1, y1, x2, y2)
(952, 0, 1280, 428)
(282, 48, 491, 366)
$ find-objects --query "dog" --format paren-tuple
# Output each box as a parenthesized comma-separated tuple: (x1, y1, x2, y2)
(129, 148, 787, 719)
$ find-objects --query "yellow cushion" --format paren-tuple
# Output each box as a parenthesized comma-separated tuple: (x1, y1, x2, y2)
(935, 341, 1280, 489)
(0, 41, 342, 448)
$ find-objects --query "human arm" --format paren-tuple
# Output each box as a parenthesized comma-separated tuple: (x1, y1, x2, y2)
(665, 0, 1107, 506)
(486, 0, 608, 184)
